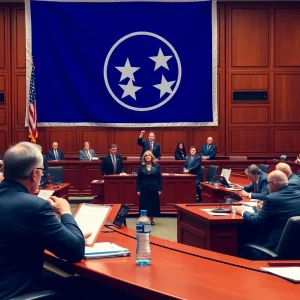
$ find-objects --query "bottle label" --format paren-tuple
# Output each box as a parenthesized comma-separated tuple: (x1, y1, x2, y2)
(136, 224, 151, 233)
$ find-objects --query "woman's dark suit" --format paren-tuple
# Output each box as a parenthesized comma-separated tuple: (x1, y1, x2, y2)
(174, 149, 186, 160)
(137, 164, 162, 217)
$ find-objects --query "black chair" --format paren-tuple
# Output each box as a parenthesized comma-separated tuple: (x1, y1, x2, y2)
(205, 165, 219, 182)
(258, 164, 269, 172)
(48, 167, 64, 183)
(243, 216, 300, 260)
(9, 290, 60, 300)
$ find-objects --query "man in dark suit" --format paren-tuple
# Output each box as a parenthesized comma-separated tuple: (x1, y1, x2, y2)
(101, 144, 124, 176)
(46, 141, 65, 160)
(183, 146, 202, 201)
(235, 170, 300, 255)
(234, 164, 269, 200)
(79, 141, 97, 160)
(137, 130, 161, 159)
(276, 162, 300, 190)
(200, 137, 217, 160)
(0, 142, 85, 299)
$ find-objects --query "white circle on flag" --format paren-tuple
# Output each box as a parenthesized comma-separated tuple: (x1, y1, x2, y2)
(103, 31, 182, 111)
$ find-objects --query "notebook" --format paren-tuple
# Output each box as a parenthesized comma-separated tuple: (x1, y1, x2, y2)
(84, 242, 130, 259)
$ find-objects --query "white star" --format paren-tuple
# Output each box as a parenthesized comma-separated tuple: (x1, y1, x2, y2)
(115, 58, 140, 82)
(119, 80, 142, 100)
(149, 48, 173, 71)
(153, 75, 176, 98)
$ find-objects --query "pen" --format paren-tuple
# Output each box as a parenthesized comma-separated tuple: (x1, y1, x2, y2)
(101, 229, 114, 233)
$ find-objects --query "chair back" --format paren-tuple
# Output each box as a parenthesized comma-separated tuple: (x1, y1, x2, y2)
(275, 216, 300, 259)
(48, 167, 64, 183)
(258, 164, 269, 172)
(206, 165, 219, 182)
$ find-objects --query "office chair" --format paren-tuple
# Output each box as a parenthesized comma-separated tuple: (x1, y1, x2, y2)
(258, 164, 269, 172)
(243, 216, 300, 260)
(48, 167, 64, 183)
(9, 290, 60, 300)
(205, 165, 219, 182)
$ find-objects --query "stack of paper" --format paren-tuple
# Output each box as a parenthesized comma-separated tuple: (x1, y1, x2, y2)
(261, 267, 300, 283)
(84, 242, 130, 259)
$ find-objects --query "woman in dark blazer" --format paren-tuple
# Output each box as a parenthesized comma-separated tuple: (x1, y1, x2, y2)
(137, 150, 162, 225)
(174, 142, 187, 160)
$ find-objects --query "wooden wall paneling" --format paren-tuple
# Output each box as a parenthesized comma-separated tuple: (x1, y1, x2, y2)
(231, 74, 269, 90)
(191, 130, 220, 155)
(230, 8, 270, 67)
(230, 128, 269, 154)
(161, 129, 188, 155)
(0, 107, 5, 125)
(274, 74, 300, 123)
(274, 8, 300, 67)
(15, 73, 25, 125)
(273, 129, 300, 155)
(0, 6, 9, 70)
(49, 129, 79, 154)
(81, 129, 109, 156)
(113, 129, 142, 156)
(231, 106, 269, 123)
(63, 165, 80, 195)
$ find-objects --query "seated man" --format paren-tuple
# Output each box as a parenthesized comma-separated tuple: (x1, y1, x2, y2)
(137, 130, 161, 160)
(183, 146, 202, 201)
(101, 144, 124, 176)
(200, 136, 217, 160)
(234, 164, 269, 200)
(235, 170, 300, 257)
(46, 141, 65, 160)
(0, 142, 85, 299)
(276, 162, 300, 190)
(79, 141, 97, 160)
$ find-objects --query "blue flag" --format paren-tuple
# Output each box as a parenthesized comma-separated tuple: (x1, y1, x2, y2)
(26, 0, 217, 127)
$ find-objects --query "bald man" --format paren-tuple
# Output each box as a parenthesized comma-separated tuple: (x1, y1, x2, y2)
(199, 137, 217, 160)
(235, 170, 300, 253)
(276, 162, 300, 190)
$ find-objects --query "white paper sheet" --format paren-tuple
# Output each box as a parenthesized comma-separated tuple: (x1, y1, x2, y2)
(37, 190, 54, 200)
(221, 168, 231, 181)
(261, 267, 300, 282)
(232, 205, 254, 214)
(200, 208, 230, 216)
(75, 204, 111, 245)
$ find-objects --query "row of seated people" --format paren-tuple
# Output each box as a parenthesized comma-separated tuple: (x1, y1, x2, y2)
(45, 131, 217, 161)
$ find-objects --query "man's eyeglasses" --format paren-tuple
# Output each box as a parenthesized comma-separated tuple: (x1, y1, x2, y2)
(267, 181, 275, 185)
(36, 167, 45, 172)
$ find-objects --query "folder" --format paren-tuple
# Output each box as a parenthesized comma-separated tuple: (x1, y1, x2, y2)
(84, 242, 131, 259)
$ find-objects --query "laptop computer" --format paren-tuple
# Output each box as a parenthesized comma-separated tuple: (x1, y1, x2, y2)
(221, 168, 231, 181)
(219, 175, 232, 187)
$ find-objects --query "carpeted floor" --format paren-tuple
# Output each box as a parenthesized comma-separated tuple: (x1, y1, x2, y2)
(70, 200, 177, 242)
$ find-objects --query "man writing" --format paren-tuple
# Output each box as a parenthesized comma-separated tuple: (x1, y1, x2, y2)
(0, 142, 85, 299)
(137, 130, 161, 160)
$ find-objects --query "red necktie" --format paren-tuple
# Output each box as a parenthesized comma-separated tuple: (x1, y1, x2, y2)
(112, 155, 116, 173)
(86, 151, 91, 161)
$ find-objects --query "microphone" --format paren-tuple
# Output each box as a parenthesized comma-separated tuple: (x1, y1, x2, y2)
(211, 198, 232, 213)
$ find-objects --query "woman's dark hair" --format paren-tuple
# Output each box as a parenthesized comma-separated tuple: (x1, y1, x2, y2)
(176, 142, 186, 153)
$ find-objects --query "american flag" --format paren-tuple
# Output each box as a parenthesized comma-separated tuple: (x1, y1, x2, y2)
(28, 65, 38, 143)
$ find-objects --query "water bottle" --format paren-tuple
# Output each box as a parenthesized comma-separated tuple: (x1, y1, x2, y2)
(136, 210, 151, 266)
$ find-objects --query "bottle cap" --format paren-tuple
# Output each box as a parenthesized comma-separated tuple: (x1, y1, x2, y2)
(140, 210, 147, 216)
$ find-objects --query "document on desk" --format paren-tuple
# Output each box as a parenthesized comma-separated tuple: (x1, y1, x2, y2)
(200, 209, 230, 216)
(232, 205, 255, 214)
(37, 190, 55, 200)
(84, 242, 130, 259)
(261, 267, 300, 283)
(74, 204, 112, 246)
(224, 187, 242, 191)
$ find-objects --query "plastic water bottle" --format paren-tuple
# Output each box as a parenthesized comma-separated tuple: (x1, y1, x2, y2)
(136, 210, 151, 266)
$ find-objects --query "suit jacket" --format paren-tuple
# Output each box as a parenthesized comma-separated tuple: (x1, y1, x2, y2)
(101, 154, 124, 175)
(46, 149, 65, 161)
(137, 137, 161, 159)
(0, 180, 84, 300)
(183, 155, 202, 183)
(288, 173, 300, 190)
(79, 149, 97, 160)
(174, 149, 186, 160)
(243, 185, 300, 250)
(243, 171, 269, 200)
(200, 144, 217, 160)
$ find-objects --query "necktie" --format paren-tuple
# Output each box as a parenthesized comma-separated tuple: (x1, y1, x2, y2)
(150, 142, 153, 152)
(112, 155, 116, 173)
(54, 150, 58, 160)
(207, 145, 210, 151)
(86, 151, 91, 161)
(189, 156, 194, 167)
(253, 182, 257, 193)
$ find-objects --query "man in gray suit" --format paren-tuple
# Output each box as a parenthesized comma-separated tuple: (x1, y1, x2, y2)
(276, 162, 300, 190)
(79, 142, 97, 160)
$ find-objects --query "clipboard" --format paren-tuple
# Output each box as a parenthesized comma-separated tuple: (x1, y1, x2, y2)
(74, 203, 112, 246)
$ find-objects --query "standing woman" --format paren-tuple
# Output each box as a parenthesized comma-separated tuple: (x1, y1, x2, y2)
(175, 142, 187, 160)
(137, 150, 162, 225)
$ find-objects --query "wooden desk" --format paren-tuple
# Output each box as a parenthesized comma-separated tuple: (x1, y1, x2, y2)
(201, 175, 250, 203)
(35, 183, 70, 200)
(91, 174, 196, 213)
(176, 203, 243, 256)
(45, 225, 300, 299)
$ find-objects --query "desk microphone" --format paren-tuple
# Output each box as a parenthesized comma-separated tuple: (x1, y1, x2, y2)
(211, 199, 232, 213)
